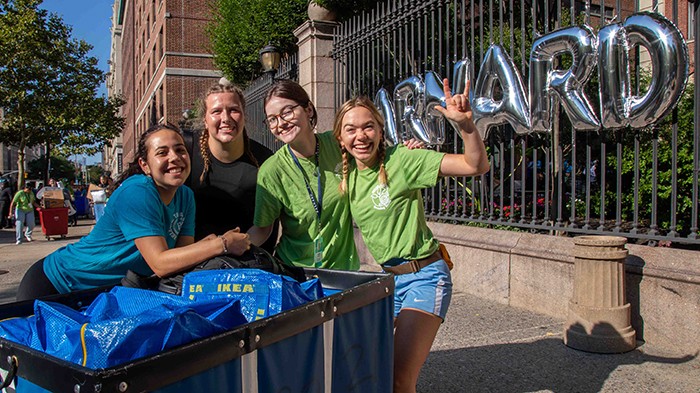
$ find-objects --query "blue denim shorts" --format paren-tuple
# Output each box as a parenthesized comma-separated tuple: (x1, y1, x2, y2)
(385, 258, 453, 320)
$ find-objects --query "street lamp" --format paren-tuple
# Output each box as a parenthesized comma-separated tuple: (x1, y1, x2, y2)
(259, 43, 281, 76)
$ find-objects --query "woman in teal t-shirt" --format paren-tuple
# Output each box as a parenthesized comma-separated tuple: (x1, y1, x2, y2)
(16, 124, 251, 301)
(332, 79, 489, 393)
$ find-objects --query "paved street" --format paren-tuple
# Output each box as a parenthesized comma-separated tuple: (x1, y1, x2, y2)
(0, 221, 698, 392)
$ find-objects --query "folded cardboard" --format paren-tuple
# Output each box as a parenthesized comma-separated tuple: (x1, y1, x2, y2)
(41, 188, 65, 209)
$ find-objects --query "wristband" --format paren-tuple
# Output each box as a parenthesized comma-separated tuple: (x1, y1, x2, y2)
(218, 235, 228, 254)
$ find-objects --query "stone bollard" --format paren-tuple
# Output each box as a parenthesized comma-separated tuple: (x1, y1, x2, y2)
(564, 235, 636, 353)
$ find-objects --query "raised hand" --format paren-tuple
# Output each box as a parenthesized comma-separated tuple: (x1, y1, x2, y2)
(433, 78, 473, 128)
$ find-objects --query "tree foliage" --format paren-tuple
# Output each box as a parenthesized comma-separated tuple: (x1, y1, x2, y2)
(313, 0, 376, 21)
(27, 154, 77, 183)
(0, 0, 124, 188)
(209, 0, 308, 86)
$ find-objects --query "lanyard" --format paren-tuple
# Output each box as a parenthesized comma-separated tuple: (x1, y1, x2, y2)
(288, 137, 322, 224)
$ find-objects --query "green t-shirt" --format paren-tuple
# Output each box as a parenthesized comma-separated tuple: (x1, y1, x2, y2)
(255, 131, 359, 270)
(347, 145, 445, 264)
(12, 190, 36, 212)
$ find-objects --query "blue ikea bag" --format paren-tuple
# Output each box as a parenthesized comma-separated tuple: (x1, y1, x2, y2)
(0, 287, 248, 369)
(182, 269, 324, 322)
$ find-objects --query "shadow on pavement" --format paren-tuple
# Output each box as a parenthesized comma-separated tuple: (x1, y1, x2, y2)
(0, 223, 90, 245)
(419, 336, 697, 392)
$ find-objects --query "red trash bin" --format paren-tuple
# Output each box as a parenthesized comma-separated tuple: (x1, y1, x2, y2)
(37, 207, 69, 240)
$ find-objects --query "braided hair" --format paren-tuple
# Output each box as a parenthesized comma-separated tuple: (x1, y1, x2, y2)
(109, 123, 183, 194)
(196, 82, 258, 183)
(332, 96, 388, 195)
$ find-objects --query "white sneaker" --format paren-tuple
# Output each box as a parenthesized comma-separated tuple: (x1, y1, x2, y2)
(15, 240, 21, 245)
(25, 236, 32, 242)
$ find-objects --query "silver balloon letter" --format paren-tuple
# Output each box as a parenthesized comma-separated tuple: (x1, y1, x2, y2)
(623, 12, 689, 128)
(598, 23, 630, 129)
(375, 88, 400, 146)
(530, 26, 600, 132)
(394, 76, 431, 143)
(423, 72, 448, 145)
(451, 58, 471, 99)
(472, 45, 531, 139)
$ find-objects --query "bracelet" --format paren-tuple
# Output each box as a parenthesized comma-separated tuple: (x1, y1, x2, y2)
(218, 235, 228, 254)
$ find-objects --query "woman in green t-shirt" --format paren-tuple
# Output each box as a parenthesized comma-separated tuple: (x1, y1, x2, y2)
(8, 184, 40, 245)
(332, 79, 489, 393)
(249, 80, 360, 270)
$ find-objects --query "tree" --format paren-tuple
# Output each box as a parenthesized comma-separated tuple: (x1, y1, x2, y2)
(209, 1, 381, 86)
(27, 154, 77, 183)
(0, 0, 124, 190)
(209, 0, 308, 86)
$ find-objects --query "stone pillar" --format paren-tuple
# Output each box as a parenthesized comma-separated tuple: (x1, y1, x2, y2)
(564, 235, 636, 353)
(294, 14, 339, 132)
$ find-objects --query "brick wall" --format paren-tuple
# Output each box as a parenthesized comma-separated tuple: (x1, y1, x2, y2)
(120, 0, 220, 165)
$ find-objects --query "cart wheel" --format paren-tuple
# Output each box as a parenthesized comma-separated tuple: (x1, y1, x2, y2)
(61, 235, 66, 239)
(46, 236, 50, 240)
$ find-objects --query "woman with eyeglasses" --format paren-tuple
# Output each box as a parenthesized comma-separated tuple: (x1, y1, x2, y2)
(248, 80, 359, 270)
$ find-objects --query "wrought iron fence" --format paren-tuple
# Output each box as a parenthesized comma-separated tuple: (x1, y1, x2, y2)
(331, 0, 700, 246)
(243, 53, 299, 151)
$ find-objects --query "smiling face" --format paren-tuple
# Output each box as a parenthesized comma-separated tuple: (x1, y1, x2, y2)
(338, 106, 383, 170)
(264, 96, 313, 145)
(138, 129, 190, 202)
(204, 92, 245, 146)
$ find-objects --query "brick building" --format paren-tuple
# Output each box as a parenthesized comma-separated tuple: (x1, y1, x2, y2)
(108, 0, 222, 171)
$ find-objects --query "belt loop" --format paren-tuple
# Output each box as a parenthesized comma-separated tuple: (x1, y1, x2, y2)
(409, 260, 420, 273)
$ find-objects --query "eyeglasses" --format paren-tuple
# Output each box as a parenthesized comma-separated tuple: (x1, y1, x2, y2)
(264, 104, 301, 129)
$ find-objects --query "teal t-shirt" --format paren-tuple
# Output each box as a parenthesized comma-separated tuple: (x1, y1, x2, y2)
(43, 175, 195, 293)
(347, 145, 445, 264)
(255, 131, 359, 270)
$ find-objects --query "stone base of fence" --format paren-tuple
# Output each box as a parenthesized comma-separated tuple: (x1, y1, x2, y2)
(355, 223, 700, 355)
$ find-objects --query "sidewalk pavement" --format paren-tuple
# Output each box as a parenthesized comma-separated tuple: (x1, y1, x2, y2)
(0, 221, 698, 392)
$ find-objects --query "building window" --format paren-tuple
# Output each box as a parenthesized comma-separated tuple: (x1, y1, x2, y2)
(589, 3, 614, 20)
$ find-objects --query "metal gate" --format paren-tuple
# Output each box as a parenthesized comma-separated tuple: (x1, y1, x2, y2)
(244, 53, 299, 150)
(332, 0, 700, 246)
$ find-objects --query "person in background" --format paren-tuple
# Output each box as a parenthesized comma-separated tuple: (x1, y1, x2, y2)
(97, 174, 112, 189)
(8, 182, 40, 245)
(0, 180, 12, 229)
(16, 124, 251, 301)
(187, 81, 277, 252)
(332, 79, 489, 393)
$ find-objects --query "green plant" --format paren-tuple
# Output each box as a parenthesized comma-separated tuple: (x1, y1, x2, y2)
(312, 0, 376, 21)
(209, 0, 308, 86)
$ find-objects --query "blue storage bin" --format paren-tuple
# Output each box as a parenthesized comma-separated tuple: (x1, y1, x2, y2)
(0, 269, 394, 393)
